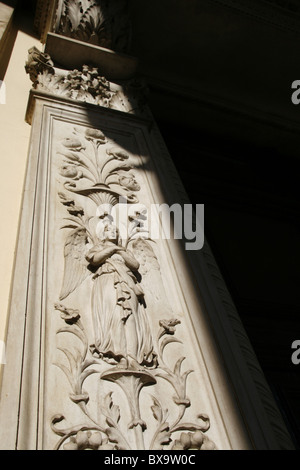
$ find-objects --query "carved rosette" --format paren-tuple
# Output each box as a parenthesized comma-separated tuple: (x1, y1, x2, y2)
(51, 126, 217, 450)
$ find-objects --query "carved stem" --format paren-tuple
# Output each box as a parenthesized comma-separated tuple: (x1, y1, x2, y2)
(116, 374, 146, 450)
(101, 370, 156, 450)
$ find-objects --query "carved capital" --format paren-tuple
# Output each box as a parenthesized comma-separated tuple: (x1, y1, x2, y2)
(55, 0, 131, 52)
(25, 47, 149, 118)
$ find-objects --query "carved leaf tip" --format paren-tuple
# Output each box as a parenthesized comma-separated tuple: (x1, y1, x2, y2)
(54, 302, 81, 324)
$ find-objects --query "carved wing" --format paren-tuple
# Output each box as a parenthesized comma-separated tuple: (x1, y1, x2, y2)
(130, 237, 160, 276)
(130, 238, 172, 317)
(59, 227, 90, 300)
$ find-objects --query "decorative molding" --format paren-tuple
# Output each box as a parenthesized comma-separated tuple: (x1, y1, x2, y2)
(25, 47, 148, 118)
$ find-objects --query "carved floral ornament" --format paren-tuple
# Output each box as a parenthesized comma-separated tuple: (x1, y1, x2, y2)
(25, 47, 115, 107)
(25, 47, 148, 114)
(51, 125, 218, 450)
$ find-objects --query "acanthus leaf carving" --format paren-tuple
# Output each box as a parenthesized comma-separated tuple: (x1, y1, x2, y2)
(25, 48, 149, 116)
(55, 0, 131, 53)
(26, 56, 116, 108)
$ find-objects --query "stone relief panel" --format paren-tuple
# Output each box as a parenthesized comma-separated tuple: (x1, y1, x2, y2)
(41, 118, 227, 450)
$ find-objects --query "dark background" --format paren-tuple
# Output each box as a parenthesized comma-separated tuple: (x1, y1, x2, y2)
(127, 0, 300, 448)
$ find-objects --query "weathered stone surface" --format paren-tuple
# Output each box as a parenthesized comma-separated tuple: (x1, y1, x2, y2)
(0, 2, 15, 42)
(44, 33, 137, 80)
(0, 92, 254, 450)
(25, 47, 147, 122)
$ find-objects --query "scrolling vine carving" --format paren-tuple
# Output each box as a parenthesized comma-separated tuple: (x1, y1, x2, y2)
(51, 125, 217, 450)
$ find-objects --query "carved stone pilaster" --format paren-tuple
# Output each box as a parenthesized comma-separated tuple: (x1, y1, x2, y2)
(48, 121, 219, 449)
(1, 93, 234, 449)
(0, 82, 294, 450)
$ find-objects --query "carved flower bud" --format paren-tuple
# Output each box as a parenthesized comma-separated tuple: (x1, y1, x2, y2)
(171, 441, 184, 450)
(106, 147, 129, 161)
(90, 67, 98, 76)
(180, 432, 191, 449)
(200, 437, 216, 450)
(60, 165, 82, 180)
(68, 69, 80, 78)
(63, 437, 78, 450)
(69, 79, 80, 89)
(126, 193, 139, 203)
(191, 431, 204, 448)
(100, 443, 115, 450)
(92, 78, 99, 88)
(119, 173, 140, 191)
(61, 137, 83, 150)
(75, 430, 89, 449)
(85, 128, 106, 143)
(88, 432, 102, 449)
